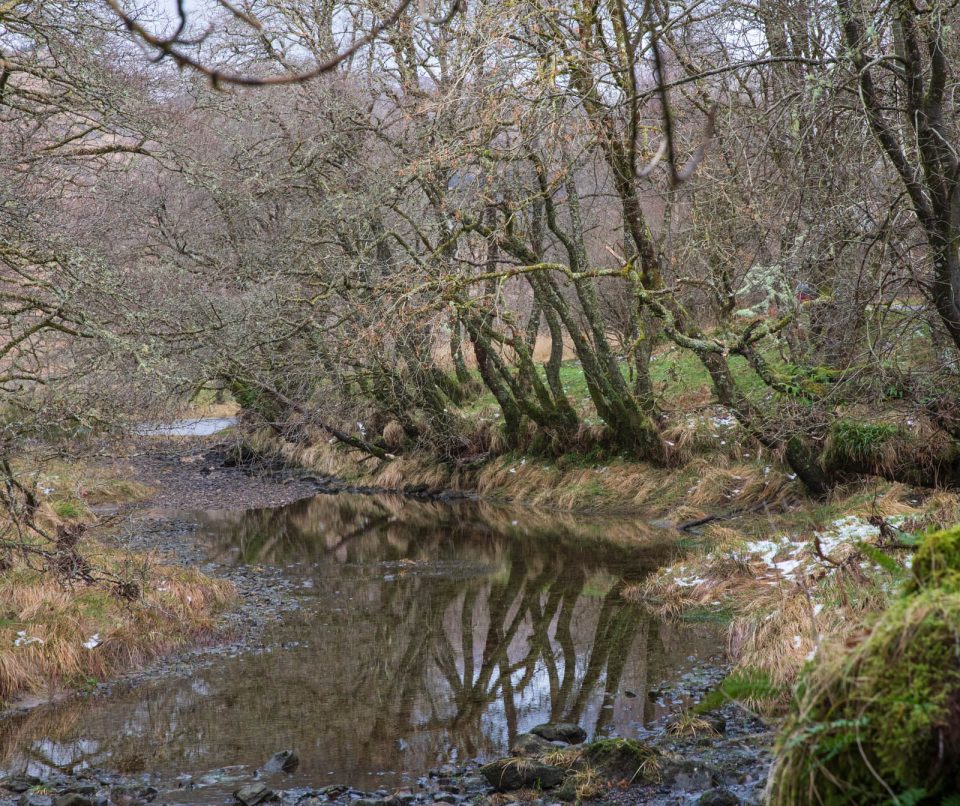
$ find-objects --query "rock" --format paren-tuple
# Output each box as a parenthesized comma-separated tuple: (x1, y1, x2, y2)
(583, 739, 660, 782)
(511, 733, 557, 757)
(480, 759, 565, 791)
(234, 783, 276, 806)
(529, 723, 586, 745)
(703, 713, 726, 735)
(54, 796, 94, 806)
(18, 795, 52, 806)
(432, 794, 461, 804)
(352, 800, 381, 806)
(458, 775, 488, 795)
(698, 789, 740, 806)
(6, 776, 43, 794)
(317, 785, 348, 798)
(263, 751, 300, 774)
(63, 783, 98, 796)
(107, 786, 138, 806)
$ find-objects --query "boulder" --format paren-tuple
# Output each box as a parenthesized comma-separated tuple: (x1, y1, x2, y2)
(510, 733, 556, 757)
(18, 795, 52, 806)
(529, 723, 586, 745)
(480, 759, 565, 791)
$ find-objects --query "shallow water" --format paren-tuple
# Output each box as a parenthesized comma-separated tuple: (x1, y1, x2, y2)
(134, 417, 238, 437)
(0, 494, 723, 800)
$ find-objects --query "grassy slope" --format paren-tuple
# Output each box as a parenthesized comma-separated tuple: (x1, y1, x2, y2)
(0, 462, 235, 707)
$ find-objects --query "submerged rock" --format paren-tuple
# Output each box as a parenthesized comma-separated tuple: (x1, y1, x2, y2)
(529, 723, 586, 745)
(480, 759, 565, 791)
(262, 751, 300, 774)
(234, 783, 276, 806)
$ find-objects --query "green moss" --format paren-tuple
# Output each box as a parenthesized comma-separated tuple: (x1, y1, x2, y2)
(53, 499, 85, 519)
(908, 525, 960, 593)
(583, 739, 659, 782)
(822, 420, 899, 470)
(770, 526, 960, 804)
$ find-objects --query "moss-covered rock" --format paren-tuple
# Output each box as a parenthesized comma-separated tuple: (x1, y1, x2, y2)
(480, 758, 565, 791)
(582, 739, 660, 782)
(770, 569, 960, 803)
(907, 524, 960, 592)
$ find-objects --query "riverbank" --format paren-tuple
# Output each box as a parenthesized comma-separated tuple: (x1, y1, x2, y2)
(242, 409, 801, 519)
(3, 431, 955, 805)
(0, 437, 775, 805)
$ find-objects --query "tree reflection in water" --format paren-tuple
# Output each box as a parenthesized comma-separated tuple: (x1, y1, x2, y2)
(0, 495, 722, 794)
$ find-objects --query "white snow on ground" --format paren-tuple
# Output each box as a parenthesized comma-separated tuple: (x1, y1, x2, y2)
(656, 515, 912, 593)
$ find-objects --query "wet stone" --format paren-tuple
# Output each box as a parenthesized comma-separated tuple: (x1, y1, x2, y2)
(54, 795, 94, 806)
(660, 757, 718, 791)
(19, 795, 53, 806)
(235, 783, 277, 806)
(480, 760, 565, 792)
(6, 776, 43, 794)
(263, 751, 300, 775)
(510, 733, 557, 757)
(62, 783, 98, 796)
(529, 723, 587, 745)
(698, 788, 741, 806)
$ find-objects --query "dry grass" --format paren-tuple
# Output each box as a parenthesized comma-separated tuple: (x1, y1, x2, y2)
(0, 539, 234, 704)
(541, 747, 584, 768)
(569, 765, 606, 800)
(666, 711, 721, 739)
(15, 459, 154, 513)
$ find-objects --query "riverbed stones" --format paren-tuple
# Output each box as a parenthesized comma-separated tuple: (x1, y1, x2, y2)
(263, 750, 300, 774)
(480, 759, 565, 791)
(510, 733, 557, 757)
(234, 783, 277, 806)
(5, 776, 42, 793)
(53, 795, 94, 806)
(529, 723, 586, 745)
(660, 756, 719, 791)
(697, 788, 740, 805)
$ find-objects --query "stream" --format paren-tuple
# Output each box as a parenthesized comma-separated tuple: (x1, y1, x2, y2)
(0, 488, 739, 803)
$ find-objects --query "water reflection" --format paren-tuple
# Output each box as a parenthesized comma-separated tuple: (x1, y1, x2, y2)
(0, 494, 721, 798)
